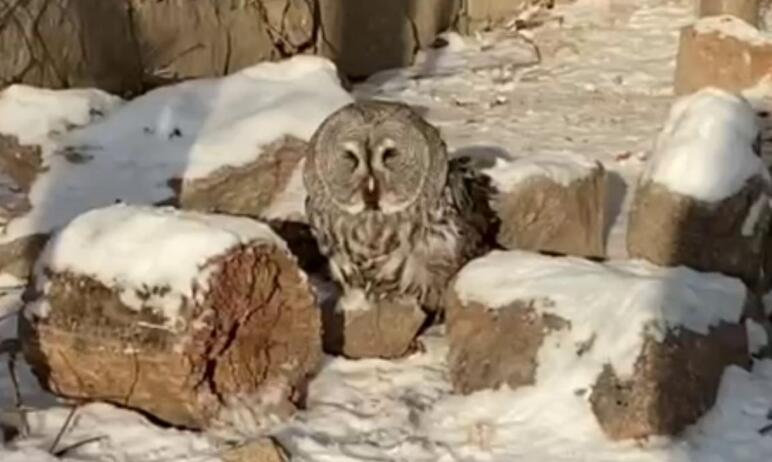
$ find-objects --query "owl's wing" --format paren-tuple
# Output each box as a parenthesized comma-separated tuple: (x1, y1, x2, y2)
(447, 156, 500, 246)
(305, 197, 335, 257)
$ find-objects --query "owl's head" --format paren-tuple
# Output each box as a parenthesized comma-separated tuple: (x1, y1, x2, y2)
(305, 101, 448, 215)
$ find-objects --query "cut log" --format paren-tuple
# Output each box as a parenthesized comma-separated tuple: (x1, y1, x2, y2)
(19, 204, 322, 429)
(590, 324, 750, 440)
(447, 250, 751, 440)
(175, 136, 310, 224)
(674, 16, 772, 95)
(315, 279, 427, 359)
(628, 88, 771, 286)
(484, 153, 607, 259)
(628, 178, 771, 286)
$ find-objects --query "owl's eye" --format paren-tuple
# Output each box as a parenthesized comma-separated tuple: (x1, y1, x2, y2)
(343, 149, 359, 170)
(382, 148, 399, 165)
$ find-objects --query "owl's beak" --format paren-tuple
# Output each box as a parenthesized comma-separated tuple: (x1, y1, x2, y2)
(362, 175, 380, 210)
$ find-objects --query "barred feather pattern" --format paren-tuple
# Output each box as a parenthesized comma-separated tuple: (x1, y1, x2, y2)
(306, 159, 488, 311)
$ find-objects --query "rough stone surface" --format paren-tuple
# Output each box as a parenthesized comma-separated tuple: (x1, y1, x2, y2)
(697, 0, 760, 26)
(590, 324, 750, 440)
(319, 283, 427, 359)
(175, 136, 308, 223)
(20, 241, 322, 429)
(674, 18, 772, 95)
(492, 164, 607, 259)
(445, 296, 569, 394)
(627, 177, 771, 287)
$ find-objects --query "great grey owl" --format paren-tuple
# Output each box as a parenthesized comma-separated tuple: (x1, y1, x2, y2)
(303, 101, 492, 312)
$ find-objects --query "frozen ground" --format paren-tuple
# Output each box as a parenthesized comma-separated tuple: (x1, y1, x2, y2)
(3, 0, 772, 461)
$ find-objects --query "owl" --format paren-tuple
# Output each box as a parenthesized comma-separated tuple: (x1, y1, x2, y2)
(303, 101, 493, 313)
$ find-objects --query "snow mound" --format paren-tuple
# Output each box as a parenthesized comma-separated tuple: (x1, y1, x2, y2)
(455, 250, 746, 377)
(424, 359, 772, 461)
(0, 55, 352, 243)
(30, 204, 284, 325)
(694, 15, 772, 47)
(643, 87, 767, 202)
(482, 151, 599, 192)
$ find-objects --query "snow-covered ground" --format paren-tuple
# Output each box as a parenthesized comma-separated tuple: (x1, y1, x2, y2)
(3, 0, 772, 461)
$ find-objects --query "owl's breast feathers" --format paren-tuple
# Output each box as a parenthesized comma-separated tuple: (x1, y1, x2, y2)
(307, 161, 493, 310)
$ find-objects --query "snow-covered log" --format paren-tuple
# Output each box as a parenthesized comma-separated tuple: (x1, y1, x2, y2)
(174, 135, 310, 224)
(627, 88, 771, 285)
(0, 56, 352, 279)
(446, 250, 752, 440)
(484, 153, 607, 259)
(675, 15, 772, 95)
(19, 204, 322, 429)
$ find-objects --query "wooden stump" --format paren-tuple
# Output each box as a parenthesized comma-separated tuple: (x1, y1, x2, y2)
(20, 205, 322, 429)
(627, 178, 771, 286)
(484, 153, 607, 259)
(628, 88, 771, 286)
(448, 250, 750, 440)
(674, 16, 772, 95)
(175, 136, 310, 224)
(313, 278, 427, 359)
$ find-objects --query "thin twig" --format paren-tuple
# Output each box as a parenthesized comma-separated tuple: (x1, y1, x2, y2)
(53, 435, 107, 457)
(49, 405, 78, 454)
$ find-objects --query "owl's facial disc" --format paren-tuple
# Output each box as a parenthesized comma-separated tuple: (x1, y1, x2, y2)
(331, 138, 371, 214)
(366, 126, 430, 214)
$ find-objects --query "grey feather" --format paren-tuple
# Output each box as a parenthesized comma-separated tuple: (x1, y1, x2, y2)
(304, 101, 491, 312)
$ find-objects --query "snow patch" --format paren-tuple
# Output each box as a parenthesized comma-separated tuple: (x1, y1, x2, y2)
(455, 250, 746, 377)
(643, 87, 767, 202)
(0, 403, 220, 461)
(483, 152, 599, 193)
(0, 85, 123, 145)
(746, 319, 769, 355)
(30, 204, 285, 327)
(694, 15, 772, 47)
(0, 56, 352, 243)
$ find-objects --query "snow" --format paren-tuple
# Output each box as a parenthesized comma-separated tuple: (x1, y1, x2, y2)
(29, 204, 285, 327)
(643, 87, 767, 202)
(746, 319, 769, 355)
(270, 329, 772, 462)
(3, 0, 772, 461)
(455, 250, 746, 377)
(0, 403, 222, 462)
(483, 151, 599, 192)
(694, 15, 772, 47)
(0, 55, 352, 243)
